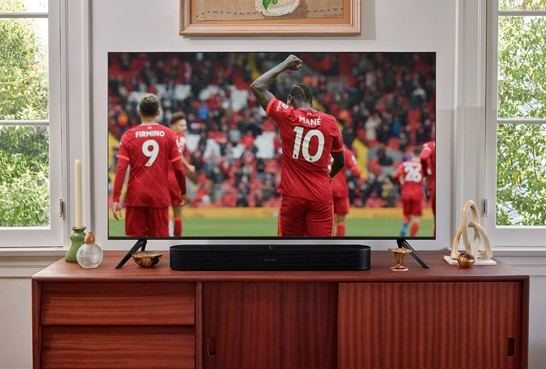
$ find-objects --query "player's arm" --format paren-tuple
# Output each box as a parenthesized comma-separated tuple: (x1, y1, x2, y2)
(250, 54, 302, 110)
(112, 157, 129, 221)
(420, 144, 432, 176)
(393, 165, 404, 185)
(181, 155, 195, 175)
(172, 158, 187, 196)
(330, 149, 345, 179)
(169, 136, 188, 196)
(345, 150, 361, 178)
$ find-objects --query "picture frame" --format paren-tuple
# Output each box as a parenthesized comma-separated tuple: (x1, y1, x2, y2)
(180, 0, 361, 36)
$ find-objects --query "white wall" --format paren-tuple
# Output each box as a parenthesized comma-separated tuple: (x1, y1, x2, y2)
(1, 1, 545, 368)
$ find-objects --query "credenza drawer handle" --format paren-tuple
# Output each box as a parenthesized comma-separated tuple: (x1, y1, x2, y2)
(507, 337, 515, 357)
(208, 337, 216, 356)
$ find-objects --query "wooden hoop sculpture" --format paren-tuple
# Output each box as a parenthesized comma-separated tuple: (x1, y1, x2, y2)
(450, 200, 493, 260)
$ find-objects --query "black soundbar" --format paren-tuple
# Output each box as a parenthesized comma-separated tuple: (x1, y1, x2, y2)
(170, 244, 371, 271)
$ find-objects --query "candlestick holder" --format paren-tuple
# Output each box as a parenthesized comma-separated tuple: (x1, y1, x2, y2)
(65, 226, 86, 262)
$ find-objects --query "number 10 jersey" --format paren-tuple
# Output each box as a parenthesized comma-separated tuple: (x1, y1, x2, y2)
(266, 98, 344, 203)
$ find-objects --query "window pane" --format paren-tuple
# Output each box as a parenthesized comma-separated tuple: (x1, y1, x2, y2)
(497, 15, 546, 119)
(0, 125, 50, 227)
(496, 123, 546, 226)
(0, 0, 47, 12)
(0, 17, 48, 120)
(499, 0, 546, 10)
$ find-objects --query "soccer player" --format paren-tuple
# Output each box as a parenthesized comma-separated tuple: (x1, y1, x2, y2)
(112, 93, 186, 237)
(168, 112, 195, 237)
(394, 147, 424, 237)
(420, 140, 435, 235)
(332, 146, 361, 236)
(250, 54, 345, 237)
(420, 140, 436, 214)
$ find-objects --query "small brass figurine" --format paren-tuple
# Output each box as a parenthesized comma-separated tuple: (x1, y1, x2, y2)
(388, 247, 413, 272)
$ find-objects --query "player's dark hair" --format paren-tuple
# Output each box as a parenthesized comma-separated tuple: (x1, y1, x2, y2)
(169, 111, 186, 126)
(413, 147, 422, 157)
(289, 83, 314, 104)
(139, 93, 160, 117)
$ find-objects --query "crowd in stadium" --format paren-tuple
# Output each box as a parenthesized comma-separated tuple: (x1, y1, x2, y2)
(108, 52, 436, 209)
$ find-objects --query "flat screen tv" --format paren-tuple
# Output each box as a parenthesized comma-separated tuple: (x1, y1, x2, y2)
(107, 51, 436, 242)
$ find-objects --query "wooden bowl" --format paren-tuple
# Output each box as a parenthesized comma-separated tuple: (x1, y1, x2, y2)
(132, 251, 163, 268)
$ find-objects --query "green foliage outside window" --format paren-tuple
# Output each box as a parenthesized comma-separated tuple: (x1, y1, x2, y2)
(497, 124, 546, 225)
(0, 0, 50, 227)
(496, 1, 546, 225)
(0, 126, 50, 226)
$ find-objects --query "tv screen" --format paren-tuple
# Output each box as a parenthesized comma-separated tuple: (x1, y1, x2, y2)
(107, 51, 436, 240)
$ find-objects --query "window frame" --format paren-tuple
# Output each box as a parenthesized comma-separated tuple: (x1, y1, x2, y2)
(0, 0, 65, 248)
(483, 0, 546, 247)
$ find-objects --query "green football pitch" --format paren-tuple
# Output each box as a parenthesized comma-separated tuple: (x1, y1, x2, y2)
(109, 217, 434, 238)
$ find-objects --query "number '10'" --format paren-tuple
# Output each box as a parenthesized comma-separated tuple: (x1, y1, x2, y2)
(292, 126, 325, 163)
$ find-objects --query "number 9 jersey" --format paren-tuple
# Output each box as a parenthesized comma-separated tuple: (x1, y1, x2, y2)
(113, 123, 183, 208)
(266, 98, 344, 203)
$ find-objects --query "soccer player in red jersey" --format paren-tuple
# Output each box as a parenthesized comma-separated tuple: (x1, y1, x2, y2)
(250, 54, 345, 237)
(331, 146, 361, 236)
(168, 112, 195, 237)
(420, 140, 436, 214)
(112, 93, 187, 237)
(420, 140, 435, 235)
(394, 147, 425, 237)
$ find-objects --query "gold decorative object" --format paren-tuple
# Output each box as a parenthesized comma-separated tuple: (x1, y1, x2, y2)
(388, 247, 413, 272)
(132, 251, 163, 268)
(456, 251, 476, 268)
(447, 200, 496, 266)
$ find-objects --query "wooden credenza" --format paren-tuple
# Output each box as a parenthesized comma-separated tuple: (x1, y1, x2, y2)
(32, 250, 529, 369)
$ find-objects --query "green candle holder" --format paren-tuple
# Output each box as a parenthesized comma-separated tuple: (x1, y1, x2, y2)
(65, 226, 86, 262)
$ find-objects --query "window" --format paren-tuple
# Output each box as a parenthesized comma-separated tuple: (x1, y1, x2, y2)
(485, 0, 546, 246)
(0, 0, 63, 247)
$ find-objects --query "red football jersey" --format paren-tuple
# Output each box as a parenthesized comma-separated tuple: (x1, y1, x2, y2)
(266, 98, 344, 203)
(331, 147, 361, 198)
(420, 140, 436, 192)
(175, 133, 187, 155)
(168, 133, 188, 199)
(113, 123, 183, 208)
(394, 159, 424, 201)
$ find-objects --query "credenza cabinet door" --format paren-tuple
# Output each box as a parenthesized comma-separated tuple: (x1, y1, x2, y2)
(338, 282, 524, 369)
(202, 282, 338, 369)
(36, 282, 196, 369)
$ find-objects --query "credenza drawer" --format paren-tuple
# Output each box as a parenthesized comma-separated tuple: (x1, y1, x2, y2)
(41, 326, 195, 369)
(41, 282, 195, 326)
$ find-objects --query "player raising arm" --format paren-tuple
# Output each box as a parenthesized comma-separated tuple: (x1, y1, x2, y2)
(250, 54, 345, 237)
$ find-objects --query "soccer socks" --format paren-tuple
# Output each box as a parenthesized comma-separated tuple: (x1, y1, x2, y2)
(410, 220, 420, 237)
(173, 217, 182, 237)
(337, 222, 346, 237)
(400, 219, 409, 237)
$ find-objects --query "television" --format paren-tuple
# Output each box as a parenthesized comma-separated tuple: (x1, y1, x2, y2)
(107, 51, 436, 245)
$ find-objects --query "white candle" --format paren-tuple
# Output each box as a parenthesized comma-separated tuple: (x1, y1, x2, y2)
(75, 159, 82, 228)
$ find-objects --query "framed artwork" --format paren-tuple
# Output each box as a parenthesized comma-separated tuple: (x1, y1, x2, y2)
(180, 0, 361, 36)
